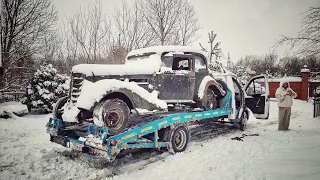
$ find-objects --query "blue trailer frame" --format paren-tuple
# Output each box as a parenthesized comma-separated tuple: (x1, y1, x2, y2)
(46, 89, 234, 161)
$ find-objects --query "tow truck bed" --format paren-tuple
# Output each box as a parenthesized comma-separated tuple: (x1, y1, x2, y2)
(46, 90, 237, 161)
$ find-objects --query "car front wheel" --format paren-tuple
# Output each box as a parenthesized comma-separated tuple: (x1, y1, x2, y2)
(93, 99, 130, 135)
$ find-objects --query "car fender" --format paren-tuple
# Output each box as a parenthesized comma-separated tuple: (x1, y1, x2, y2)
(79, 88, 166, 114)
(197, 78, 227, 100)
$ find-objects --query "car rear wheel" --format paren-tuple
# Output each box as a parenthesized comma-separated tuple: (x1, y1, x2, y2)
(205, 88, 217, 110)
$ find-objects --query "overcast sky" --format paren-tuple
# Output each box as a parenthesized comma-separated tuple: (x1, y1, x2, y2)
(53, 0, 319, 62)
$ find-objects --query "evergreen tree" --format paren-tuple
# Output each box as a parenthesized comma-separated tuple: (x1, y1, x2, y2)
(22, 64, 69, 113)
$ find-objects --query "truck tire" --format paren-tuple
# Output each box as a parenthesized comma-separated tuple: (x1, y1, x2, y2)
(93, 99, 130, 135)
(234, 110, 248, 131)
(53, 96, 68, 120)
(166, 125, 190, 153)
(240, 111, 249, 131)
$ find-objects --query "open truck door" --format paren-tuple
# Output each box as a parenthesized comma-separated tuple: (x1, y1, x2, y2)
(244, 75, 270, 119)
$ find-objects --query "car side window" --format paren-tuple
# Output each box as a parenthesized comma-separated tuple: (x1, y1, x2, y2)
(172, 57, 190, 71)
(195, 56, 206, 70)
(246, 78, 266, 96)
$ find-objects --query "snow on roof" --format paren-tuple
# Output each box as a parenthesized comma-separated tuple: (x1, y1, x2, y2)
(72, 54, 162, 76)
(268, 76, 302, 82)
(126, 45, 207, 58)
(301, 68, 310, 73)
(309, 78, 320, 82)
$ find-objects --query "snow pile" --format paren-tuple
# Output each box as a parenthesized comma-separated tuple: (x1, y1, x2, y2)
(62, 106, 80, 123)
(76, 79, 167, 110)
(197, 76, 215, 99)
(0, 101, 28, 117)
(22, 64, 70, 114)
(72, 54, 162, 76)
(159, 67, 189, 74)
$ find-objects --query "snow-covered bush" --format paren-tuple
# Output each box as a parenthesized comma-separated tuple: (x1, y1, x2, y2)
(22, 64, 70, 114)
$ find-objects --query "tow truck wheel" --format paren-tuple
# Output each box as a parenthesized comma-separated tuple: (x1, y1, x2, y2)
(239, 111, 248, 131)
(93, 99, 129, 135)
(167, 125, 189, 153)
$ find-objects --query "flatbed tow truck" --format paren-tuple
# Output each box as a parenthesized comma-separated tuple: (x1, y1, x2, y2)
(46, 46, 271, 161)
(46, 89, 234, 162)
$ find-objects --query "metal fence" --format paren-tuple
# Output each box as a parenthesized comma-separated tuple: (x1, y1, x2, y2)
(314, 97, 320, 118)
(0, 91, 25, 102)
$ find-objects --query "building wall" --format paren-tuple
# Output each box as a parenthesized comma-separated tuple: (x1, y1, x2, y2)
(269, 81, 301, 99)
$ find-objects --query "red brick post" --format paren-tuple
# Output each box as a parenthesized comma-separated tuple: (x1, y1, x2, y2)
(248, 70, 256, 77)
(301, 66, 310, 101)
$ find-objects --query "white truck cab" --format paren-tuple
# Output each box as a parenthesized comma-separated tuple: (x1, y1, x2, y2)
(213, 72, 270, 122)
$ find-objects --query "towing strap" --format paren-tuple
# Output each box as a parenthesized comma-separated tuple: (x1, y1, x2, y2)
(231, 133, 259, 141)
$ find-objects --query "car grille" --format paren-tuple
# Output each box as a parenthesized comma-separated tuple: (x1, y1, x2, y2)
(70, 73, 85, 105)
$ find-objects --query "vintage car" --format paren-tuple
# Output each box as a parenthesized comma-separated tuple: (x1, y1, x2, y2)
(53, 46, 270, 135)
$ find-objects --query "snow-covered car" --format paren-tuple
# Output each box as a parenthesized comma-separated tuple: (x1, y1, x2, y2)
(53, 46, 270, 135)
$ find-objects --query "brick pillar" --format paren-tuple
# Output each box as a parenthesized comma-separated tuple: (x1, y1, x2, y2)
(301, 66, 310, 101)
(248, 70, 256, 78)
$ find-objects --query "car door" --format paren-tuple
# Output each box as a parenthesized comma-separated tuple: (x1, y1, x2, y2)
(154, 54, 196, 103)
(244, 75, 270, 119)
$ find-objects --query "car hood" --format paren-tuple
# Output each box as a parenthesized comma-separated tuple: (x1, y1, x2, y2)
(72, 54, 162, 76)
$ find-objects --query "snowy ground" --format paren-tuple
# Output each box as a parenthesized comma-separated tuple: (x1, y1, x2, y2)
(0, 99, 319, 180)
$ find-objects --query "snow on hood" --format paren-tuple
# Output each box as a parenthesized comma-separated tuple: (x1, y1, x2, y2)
(72, 54, 162, 76)
(76, 79, 167, 110)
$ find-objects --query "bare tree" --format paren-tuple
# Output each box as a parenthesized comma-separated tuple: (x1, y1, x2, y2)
(276, 4, 320, 56)
(236, 53, 280, 76)
(66, 0, 111, 63)
(138, 0, 200, 45)
(114, 1, 156, 52)
(175, 3, 201, 45)
(1, 0, 57, 89)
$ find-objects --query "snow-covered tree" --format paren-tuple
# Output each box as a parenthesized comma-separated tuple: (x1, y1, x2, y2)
(232, 66, 253, 86)
(22, 64, 69, 113)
